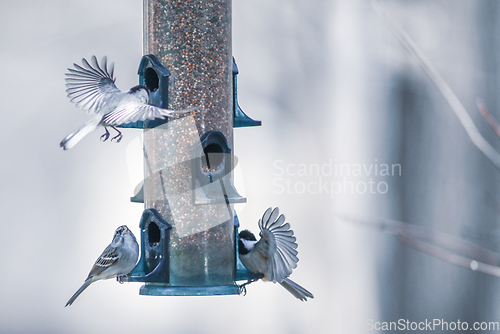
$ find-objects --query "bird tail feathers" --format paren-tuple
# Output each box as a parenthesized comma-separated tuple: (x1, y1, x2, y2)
(60, 117, 100, 150)
(279, 278, 314, 301)
(65, 279, 92, 307)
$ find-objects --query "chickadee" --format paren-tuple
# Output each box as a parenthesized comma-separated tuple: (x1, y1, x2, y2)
(238, 207, 314, 301)
(65, 225, 139, 307)
(60, 56, 197, 150)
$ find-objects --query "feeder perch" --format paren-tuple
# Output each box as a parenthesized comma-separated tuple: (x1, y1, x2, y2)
(233, 58, 262, 128)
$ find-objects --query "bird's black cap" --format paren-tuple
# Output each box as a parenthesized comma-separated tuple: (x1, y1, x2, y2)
(238, 230, 256, 255)
(239, 229, 256, 241)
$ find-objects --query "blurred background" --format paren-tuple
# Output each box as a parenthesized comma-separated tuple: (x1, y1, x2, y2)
(2, 0, 500, 332)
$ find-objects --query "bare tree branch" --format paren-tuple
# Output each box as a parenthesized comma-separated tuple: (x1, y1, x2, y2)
(373, 0, 500, 171)
(338, 213, 500, 277)
(398, 233, 500, 277)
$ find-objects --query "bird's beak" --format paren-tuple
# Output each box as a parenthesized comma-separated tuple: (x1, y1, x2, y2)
(117, 225, 128, 235)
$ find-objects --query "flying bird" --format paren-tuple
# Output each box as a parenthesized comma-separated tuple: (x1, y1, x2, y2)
(60, 56, 197, 150)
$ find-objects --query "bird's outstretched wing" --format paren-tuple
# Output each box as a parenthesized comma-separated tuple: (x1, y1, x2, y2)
(65, 56, 120, 114)
(87, 244, 120, 279)
(102, 104, 198, 126)
(257, 207, 299, 283)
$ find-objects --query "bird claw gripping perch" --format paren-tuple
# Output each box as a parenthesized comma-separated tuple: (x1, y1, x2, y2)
(238, 278, 258, 296)
(117, 274, 130, 284)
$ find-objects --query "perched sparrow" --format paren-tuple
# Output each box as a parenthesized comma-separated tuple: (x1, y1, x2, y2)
(65, 225, 139, 307)
(60, 56, 197, 150)
(238, 207, 314, 301)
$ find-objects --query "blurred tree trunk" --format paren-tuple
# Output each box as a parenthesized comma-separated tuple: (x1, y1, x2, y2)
(376, 0, 500, 325)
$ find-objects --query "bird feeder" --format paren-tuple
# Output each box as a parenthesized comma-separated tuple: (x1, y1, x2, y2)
(122, 0, 261, 296)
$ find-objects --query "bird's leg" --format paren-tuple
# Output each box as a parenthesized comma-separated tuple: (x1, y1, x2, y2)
(111, 126, 122, 143)
(238, 278, 258, 296)
(100, 127, 110, 142)
(117, 274, 129, 284)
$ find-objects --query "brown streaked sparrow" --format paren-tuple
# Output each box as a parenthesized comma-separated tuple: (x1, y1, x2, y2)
(65, 225, 139, 306)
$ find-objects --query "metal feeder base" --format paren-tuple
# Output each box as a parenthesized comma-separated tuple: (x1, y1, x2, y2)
(139, 284, 240, 296)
